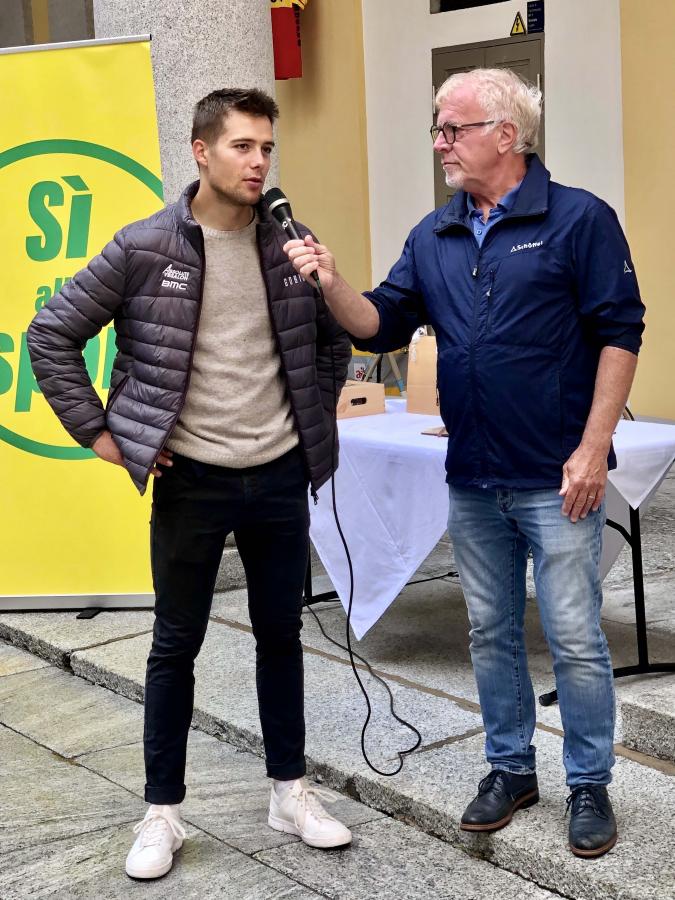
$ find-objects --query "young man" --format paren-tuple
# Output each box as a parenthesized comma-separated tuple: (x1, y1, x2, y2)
(28, 88, 352, 880)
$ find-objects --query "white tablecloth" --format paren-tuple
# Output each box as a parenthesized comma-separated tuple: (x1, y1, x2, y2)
(309, 399, 675, 640)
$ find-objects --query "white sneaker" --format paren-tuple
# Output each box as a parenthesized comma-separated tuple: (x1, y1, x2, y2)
(125, 804, 187, 880)
(268, 778, 352, 849)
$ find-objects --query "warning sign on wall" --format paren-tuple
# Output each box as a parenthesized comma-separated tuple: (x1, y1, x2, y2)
(510, 11, 527, 35)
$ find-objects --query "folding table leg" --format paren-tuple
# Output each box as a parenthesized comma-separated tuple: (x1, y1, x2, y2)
(302, 555, 338, 606)
(539, 505, 675, 707)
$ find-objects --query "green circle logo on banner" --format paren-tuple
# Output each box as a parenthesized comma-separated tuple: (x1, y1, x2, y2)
(0, 139, 163, 460)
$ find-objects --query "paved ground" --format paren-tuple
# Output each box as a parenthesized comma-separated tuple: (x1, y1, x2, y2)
(0, 641, 557, 900)
(1, 471, 674, 899)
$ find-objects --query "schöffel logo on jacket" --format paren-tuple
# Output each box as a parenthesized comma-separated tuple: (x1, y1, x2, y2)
(510, 241, 544, 254)
(162, 264, 190, 291)
(283, 274, 304, 288)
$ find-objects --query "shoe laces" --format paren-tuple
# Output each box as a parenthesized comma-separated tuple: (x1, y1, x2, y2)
(477, 770, 508, 798)
(565, 785, 609, 820)
(132, 810, 186, 848)
(293, 781, 340, 825)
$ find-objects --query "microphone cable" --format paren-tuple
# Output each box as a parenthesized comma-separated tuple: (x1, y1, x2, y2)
(304, 273, 422, 777)
(262, 187, 422, 774)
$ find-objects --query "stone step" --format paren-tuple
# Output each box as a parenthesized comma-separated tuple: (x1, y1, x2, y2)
(215, 538, 326, 593)
(4, 585, 675, 899)
(0, 644, 558, 900)
(215, 543, 247, 592)
(66, 599, 675, 900)
(621, 679, 675, 763)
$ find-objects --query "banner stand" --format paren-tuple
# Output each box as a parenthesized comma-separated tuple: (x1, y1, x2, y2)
(0, 34, 152, 58)
(0, 594, 154, 613)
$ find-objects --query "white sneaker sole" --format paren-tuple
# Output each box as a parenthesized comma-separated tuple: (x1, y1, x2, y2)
(125, 844, 181, 880)
(268, 813, 351, 849)
(126, 858, 172, 880)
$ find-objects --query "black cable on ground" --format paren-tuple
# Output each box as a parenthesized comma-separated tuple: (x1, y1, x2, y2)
(303, 275, 422, 776)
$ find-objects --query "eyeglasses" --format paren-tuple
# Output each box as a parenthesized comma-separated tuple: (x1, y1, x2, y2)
(429, 120, 500, 145)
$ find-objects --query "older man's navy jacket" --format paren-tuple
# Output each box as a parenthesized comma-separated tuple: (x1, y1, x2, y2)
(354, 155, 645, 489)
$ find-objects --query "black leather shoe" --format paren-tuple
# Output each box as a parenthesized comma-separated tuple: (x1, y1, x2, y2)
(460, 770, 539, 832)
(566, 785, 617, 858)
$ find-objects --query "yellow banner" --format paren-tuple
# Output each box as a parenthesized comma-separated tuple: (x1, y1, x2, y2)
(0, 39, 163, 598)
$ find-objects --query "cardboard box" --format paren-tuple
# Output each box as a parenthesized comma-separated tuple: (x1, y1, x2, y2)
(336, 380, 386, 418)
(406, 335, 440, 415)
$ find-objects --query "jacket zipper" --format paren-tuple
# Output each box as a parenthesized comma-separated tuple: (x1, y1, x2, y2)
(446, 208, 547, 485)
(485, 269, 495, 330)
(143, 234, 207, 489)
(106, 372, 130, 410)
(255, 232, 318, 504)
(468, 217, 529, 484)
(469, 245, 488, 482)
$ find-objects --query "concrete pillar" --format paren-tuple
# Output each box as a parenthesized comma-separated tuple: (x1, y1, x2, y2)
(93, 0, 277, 202)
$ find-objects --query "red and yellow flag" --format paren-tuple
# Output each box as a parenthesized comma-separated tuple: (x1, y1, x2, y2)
(270, 0, 309, 79)
(270, 0, 310, 9)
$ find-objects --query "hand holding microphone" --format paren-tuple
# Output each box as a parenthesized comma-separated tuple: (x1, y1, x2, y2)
(262, 187, 379, 339)
(262, 188, 337, 291)
(285, 235, 337, 291)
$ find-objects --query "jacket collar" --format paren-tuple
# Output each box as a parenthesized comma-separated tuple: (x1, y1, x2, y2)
(175, 180, 276, 251)
(433, 153, 550, 234)
(255, 194, 277, 249)
(175, 180, 202, 251)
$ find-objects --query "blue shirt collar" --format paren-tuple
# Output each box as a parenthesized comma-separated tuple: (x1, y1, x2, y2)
(435, 155, 551, 234)
(467, 178, 524, 220)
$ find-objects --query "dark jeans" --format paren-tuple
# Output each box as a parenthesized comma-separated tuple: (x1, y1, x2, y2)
(144, 445, 310, 805)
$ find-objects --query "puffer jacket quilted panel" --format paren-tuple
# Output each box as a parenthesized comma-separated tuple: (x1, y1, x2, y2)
(27, 181, 351, 494)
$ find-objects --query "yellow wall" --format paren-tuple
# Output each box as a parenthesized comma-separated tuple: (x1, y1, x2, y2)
(275, 0, 371, 291)
(621, 0, 675, 420)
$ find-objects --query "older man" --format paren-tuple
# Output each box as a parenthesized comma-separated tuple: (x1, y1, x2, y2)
(284, 68, 645, 858)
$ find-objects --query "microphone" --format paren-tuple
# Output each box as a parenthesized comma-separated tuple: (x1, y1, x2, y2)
(262, 187, 321, 285)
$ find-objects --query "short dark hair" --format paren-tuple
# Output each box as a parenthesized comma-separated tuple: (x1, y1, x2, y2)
(191, 88, 279, 145)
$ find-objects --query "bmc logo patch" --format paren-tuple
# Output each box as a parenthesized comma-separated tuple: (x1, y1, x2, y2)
(162, 264, 190, 291)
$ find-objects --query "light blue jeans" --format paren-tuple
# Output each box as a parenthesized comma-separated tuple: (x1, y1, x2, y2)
(447, 486, 615, 787)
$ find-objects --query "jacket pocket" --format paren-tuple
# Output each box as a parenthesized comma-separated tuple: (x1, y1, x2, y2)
(476, 345, 565, 478)
(106, 373, 130, 412)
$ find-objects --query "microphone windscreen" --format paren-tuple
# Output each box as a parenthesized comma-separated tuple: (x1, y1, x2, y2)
(261, 187, 320, 287)
(262, 187, 293, 222)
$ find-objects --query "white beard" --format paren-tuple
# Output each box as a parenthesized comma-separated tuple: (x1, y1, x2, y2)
(444, 167, 465, 190)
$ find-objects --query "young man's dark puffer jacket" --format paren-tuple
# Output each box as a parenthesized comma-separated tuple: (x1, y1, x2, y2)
(27, 181, 351, 494)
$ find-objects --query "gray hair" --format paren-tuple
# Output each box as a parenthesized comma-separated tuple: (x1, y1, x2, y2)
(435, 68, 542, 154)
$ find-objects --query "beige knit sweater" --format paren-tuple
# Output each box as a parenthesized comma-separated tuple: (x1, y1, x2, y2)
(167, 218, 298, 466)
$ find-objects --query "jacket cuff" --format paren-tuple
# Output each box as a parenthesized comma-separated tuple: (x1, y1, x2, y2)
(601, 336, 642, 356)
(349, 295, 389, 353)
